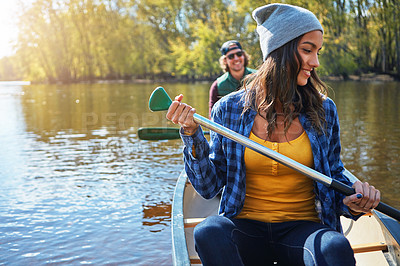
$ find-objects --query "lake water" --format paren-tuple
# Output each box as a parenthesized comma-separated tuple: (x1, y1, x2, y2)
(0, 81, 399, 265)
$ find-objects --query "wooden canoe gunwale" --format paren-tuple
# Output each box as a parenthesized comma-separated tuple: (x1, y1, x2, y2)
(374, 211, 400, 265)
(343, 170, 400, 264)
(171, 170, 190, 265)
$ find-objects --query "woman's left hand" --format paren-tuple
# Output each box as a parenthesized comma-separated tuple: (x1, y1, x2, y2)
(343, 181, 380, 213)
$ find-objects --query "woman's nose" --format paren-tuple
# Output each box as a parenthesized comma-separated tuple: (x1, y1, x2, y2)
(309, 53, 320, 68)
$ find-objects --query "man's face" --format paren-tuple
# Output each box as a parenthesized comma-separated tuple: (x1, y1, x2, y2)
(225, 47, 245, 73)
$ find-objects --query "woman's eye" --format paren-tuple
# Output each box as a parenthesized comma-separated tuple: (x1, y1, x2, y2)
(303, 49, 311, 53)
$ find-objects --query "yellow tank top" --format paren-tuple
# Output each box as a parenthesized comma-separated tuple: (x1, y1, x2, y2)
(237, 131, 320, 223)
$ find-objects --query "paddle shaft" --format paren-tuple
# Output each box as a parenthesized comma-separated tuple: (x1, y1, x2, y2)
(192, 113, 400, 221)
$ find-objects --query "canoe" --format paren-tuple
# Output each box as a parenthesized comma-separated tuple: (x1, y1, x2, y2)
(171, 170, 400, 265)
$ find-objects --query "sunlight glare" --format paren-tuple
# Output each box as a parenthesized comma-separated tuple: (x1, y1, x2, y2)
(0, 1, 30, 58)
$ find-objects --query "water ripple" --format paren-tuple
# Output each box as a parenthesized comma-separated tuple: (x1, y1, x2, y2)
(2, 82, 398, 265)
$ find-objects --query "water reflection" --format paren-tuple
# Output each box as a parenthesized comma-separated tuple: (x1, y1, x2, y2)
(0, 81, 399, 265)
(329, 81, 400, 208)
(142, 202, 172, 232)
(1, 83, 193, 265)
(20, 83, 209, 137)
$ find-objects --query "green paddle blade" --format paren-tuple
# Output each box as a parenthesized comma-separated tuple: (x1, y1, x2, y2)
(138, 127, 180, 140)
(138, 127, 210, 140)
(149, 87, 173, 111)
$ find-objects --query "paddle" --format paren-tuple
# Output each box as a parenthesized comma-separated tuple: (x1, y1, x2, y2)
(138, 127, 210, 140)
(148, 86, 400, 222)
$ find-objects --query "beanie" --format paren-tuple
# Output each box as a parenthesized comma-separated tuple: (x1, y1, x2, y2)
(252, 3, 323, 61)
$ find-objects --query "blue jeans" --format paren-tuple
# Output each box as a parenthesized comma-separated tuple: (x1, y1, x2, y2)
(194, 216, 355, 266)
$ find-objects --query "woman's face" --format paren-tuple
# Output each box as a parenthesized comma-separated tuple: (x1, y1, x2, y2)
(296, 30, 323, 86)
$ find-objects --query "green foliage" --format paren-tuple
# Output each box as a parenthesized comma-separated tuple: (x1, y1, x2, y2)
(0, 0, 399, 83)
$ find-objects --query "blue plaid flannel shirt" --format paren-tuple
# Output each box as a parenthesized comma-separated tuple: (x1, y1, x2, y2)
(181, 89, 359, 232)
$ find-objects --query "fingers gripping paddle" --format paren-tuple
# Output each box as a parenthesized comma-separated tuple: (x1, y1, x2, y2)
(148, 86, 400, 222)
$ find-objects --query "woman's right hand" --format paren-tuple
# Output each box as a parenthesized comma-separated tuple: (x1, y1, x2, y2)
(166, 94, 199, 134)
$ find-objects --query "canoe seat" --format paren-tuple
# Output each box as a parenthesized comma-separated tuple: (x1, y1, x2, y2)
(190, 256, 202, 264)
(351, 242, 388, 254)
(184, 218, 206, 228)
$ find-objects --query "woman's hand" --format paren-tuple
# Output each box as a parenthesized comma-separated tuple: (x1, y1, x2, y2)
(343, 181, 381, 214)
(166, 94, 199, 134)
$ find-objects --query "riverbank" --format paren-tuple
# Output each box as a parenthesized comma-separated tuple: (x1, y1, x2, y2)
(2, 73, 397, 85)
(91, 73, 398, 84)
(324, 73, 397, 82)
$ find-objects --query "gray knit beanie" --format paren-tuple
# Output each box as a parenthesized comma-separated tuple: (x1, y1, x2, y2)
(252, 3, 323, 61)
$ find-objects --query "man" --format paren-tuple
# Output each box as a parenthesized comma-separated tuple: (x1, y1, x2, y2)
(209, 40, 256, 117)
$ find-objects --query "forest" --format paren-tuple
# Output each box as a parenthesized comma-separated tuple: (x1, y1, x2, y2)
(0, 0, 399, 83)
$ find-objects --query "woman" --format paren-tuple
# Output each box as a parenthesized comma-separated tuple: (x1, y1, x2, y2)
(166, 3, 380, 265)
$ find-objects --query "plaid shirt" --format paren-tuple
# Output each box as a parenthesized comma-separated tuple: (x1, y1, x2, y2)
(181, 89, 358, 232)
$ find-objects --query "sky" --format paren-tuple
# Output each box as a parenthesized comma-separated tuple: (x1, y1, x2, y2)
(0, 1, 26, 58)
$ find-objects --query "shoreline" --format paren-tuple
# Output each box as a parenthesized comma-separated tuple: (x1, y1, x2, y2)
(1, 73, 397, 85)
(86, 73, 399, 84)
(73, 73, 399, 85)
(323, 73, 396, 82)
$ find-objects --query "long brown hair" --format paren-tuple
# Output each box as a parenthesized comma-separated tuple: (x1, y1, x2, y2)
(242, 34, 327, 137)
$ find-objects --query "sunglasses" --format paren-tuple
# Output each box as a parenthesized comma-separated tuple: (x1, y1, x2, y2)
(226, 51, 244, 60)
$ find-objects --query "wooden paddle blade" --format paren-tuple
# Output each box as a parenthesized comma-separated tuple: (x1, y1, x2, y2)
(138, 127, 180, 140)
(149, 87, 173, 111)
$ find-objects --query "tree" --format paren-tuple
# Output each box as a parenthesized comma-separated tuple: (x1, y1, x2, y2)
(1, 0, 398, 83)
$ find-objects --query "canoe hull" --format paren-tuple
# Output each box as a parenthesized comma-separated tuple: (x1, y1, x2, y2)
(172, 170, 400, 265)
